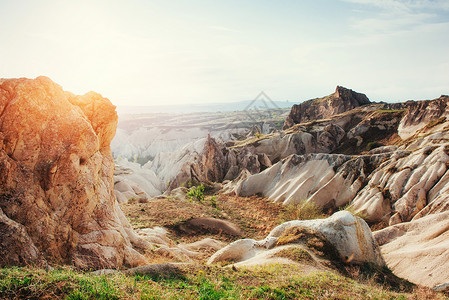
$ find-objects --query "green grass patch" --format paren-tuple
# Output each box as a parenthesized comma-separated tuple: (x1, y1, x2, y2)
(0, 264, 428, 299)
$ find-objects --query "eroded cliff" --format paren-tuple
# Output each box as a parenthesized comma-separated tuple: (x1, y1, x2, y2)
(0, 77, 148, 269)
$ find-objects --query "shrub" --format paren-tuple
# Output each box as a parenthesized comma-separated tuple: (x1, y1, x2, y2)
(186, 184, 205, 202)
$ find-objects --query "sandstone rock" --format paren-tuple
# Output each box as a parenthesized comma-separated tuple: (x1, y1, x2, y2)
(114, 159, 162, 203)
(373, 211, 449, 287)
(0, 207, 45, 267)
(351, 134, 449, 223)
(398, 95, 449, 139)
(283, 86, 370, 130)
(225, 153, 386, 210)
(179, 238, 226, 252)
(0, 77, 148, 269)
(208, 211, 385, 268)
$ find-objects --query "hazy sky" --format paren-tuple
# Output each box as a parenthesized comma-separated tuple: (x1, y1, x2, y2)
(1, 0, 448, 105)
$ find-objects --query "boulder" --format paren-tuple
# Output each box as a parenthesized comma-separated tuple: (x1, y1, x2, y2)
(208, 211, 385, 268)
(0, 77, 148, 269)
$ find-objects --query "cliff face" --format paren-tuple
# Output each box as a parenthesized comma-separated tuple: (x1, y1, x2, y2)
(0, 77, 147, 269)
(398, 95, 449, 139)
(282, 86, 370, 129)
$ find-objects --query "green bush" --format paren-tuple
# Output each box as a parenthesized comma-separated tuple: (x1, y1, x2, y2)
(187, 185, 205, 202)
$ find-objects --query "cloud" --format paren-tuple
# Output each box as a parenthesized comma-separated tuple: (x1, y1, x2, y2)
(343, 0, 449, 11)
(341, 0, 449, 35)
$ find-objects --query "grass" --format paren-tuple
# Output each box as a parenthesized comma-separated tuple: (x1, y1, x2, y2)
(272, 246, 314, 264)
(280, 201, 327, 222)
(1, 264, 440, 300)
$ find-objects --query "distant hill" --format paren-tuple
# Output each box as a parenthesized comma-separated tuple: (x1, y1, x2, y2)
(117, 100, 299, 115)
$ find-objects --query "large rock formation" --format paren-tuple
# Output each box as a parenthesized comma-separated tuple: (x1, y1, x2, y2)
(221, 94, 449, 287)
(114, 159, 162, 203)
(0, 77, 148, 269)
(223, 153, 387, 211)
(208, 211, 385, 268)
(398, 95, 449, 139)
(282, 86, 370, 129)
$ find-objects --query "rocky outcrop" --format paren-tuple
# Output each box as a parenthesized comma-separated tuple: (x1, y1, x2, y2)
(351, 132, 449, 224)
(221, 96, 449, 287)
(223, 153, 387, 210)
(283, 86, 370, 130)
(0, 77, 148, 269)
(398, 95, 449, 139)
(208, 211, 385, 268)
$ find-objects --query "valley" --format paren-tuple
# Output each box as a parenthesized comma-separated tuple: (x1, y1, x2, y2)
(1, 78, 448, 299)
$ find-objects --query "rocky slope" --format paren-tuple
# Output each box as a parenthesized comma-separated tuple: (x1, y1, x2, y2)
(0, 77, 150, 269)
(217, 94, 449, 288)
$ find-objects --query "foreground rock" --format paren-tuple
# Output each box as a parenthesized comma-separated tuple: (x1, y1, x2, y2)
(374, 211, 449, 288)
(208, 211, 385, 269)
(0, 77, 148, 269)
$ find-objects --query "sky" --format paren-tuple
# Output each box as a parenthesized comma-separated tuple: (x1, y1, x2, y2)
(1, 0, 448, 106)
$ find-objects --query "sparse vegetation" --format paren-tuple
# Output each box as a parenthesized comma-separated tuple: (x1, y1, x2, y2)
(273, 246, 314, 263)
(1, 264, 438, 300)
(340, 204, 369, 221)
(281, 200, 327, 222)
(254, 132, 264, 138)
(187, 184, 206, 202)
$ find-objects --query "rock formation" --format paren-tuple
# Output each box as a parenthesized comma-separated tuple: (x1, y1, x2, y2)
(114, 159, 162, 203)
(219, 93, 449, 287)
(374, 211, 449, 287)
(282, 86, 370, 129)
(398, 95, 449, 139)
(208, 211, 385, 268)
(0, 77, 148, 269)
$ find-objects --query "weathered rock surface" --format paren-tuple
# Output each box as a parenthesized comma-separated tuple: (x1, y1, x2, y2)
(114, 158, 162, 203)
(398, 95, 449, 139)
(351, 133, 449, 224)
(0, 77, 148, 269)
(374, 211, 449, 287)
(283, 86, 370, 130)
(223, 153, 387, 210)
(208, 211, 384, 268)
